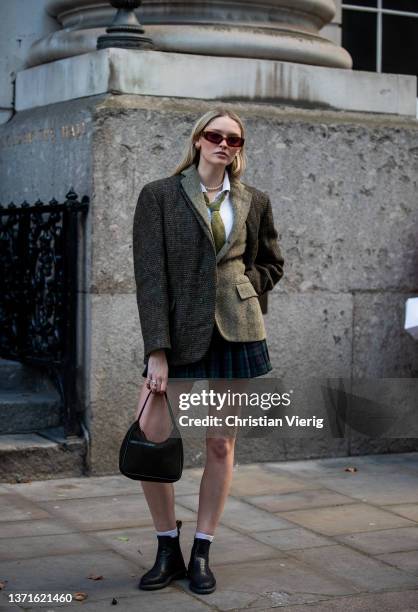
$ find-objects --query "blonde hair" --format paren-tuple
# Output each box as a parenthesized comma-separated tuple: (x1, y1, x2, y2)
(172, 108, 247, 179)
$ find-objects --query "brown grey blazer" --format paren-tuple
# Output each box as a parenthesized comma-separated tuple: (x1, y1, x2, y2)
(133, 164, 284, 366)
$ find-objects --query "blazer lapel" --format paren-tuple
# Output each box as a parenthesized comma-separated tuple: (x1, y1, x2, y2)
(180, 165, 214, 248)
(216, 178, 252, 263)
(180, 164, 253, 262)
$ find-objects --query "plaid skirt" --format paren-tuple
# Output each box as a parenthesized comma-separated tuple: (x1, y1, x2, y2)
(142, 324, 272, 379)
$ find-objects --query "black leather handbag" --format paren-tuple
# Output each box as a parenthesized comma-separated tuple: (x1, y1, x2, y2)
(119, 389, 183, 482)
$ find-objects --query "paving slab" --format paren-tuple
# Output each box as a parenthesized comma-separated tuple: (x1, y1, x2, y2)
(0, 518, 74, 539)
(384, 504, 418, 522)
(0, 551, 145, 602)
(177, 557, 362, 610)
(25, 591, 209, 611)
(278, 502, 415, 536)
(265, 452, 418, 479)
(289, 544, 418, 592)
(252, 527, 333, 551)
(258, 589, 418, 612)
(0, 532, 108, 562)
(176, 494, 295, 532)
(303, 472, 418, 505)
(336, 526, 418, 554)
(264, 456, 375, 478)
(0, 493, 50, 522)
(229, 464, 321, 496)
(34, 495, 197, 531)
(1, 473, 199, 501)
(376, 550, 418, 575)
(244, 489, 355, 512)
(92, 522, 282, 570)
(351, 452, 418, 473)
(0, 475, 144, 502)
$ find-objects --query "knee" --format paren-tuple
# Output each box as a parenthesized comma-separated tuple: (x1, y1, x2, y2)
(206, 436, 235, 461)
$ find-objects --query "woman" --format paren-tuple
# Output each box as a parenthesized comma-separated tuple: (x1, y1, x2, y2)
(132, 108, 284, 595)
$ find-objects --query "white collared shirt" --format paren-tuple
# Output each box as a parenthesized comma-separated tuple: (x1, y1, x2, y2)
(200, 171, 234, 240)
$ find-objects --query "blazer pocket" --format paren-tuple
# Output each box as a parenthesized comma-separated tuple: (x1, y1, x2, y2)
(236, 281, 258, 300)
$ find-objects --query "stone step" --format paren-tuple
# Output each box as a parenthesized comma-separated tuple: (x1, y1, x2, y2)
(0, 427, 87, 483)
(0, 358, 57, 392)
(0, 390, 61, 434)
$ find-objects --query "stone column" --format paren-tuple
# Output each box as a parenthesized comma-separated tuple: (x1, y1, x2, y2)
(27, 0, 352, 68)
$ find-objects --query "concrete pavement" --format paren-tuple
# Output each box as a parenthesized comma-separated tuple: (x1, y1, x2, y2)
(0, 452, 417, 611)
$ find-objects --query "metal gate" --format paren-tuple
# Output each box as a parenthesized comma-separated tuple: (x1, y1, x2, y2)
(0, 189, 89, 435)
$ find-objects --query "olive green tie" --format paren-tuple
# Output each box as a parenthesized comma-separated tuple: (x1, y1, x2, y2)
(203, 190, 228, 253)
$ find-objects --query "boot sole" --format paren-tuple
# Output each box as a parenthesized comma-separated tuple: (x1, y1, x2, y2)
(189, 582, 217, 595)
(139, 569, 187, 590)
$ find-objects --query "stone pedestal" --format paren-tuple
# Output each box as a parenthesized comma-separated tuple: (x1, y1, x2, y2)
(1, 94, 418, 474)
(15, 48, 417, 116)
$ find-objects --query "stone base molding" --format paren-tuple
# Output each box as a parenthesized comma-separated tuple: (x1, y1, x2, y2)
(16, 48, 415, 116)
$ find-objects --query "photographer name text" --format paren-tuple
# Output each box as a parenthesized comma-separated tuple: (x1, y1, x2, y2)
(179, 414, 324, 428)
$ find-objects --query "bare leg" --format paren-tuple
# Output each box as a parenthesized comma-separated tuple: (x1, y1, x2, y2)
(196, 380, 249, 534)
(196, 436, 236, 534)
(134, 379, 194, 531)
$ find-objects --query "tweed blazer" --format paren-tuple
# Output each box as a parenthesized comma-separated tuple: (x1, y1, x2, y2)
(133, 164, 284, 366)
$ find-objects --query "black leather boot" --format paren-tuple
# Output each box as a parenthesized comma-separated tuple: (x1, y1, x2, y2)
(187, 537, 216, 594)
(139, 520, 187, 590)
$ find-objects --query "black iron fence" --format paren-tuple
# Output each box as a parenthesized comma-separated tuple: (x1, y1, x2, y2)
(0, 190, 89, 435)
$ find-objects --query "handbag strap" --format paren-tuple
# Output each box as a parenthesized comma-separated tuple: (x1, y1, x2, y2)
(137, 389, 178, 431)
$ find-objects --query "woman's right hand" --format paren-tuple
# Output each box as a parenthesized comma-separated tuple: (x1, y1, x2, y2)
(135, 371, 172, 442)
(146, 349, 169, 395)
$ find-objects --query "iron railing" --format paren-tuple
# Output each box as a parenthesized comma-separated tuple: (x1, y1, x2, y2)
(0, 190, 89, 435)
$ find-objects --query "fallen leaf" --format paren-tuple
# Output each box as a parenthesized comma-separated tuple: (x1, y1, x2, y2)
(111, 597, 118, 605)
(88, 574, 103, 581)
(344, 466, 357, 473)
(74, 592, 88, 601)
(116, 536, 129, 542)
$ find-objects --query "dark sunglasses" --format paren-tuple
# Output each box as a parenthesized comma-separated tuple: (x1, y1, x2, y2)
(202, 130, 245, 148)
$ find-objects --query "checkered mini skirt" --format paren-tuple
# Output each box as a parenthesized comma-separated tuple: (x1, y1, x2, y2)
(142, 323, 272, 379)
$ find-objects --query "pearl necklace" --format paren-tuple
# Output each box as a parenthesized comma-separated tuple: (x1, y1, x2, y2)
(203, 180, 223, 191)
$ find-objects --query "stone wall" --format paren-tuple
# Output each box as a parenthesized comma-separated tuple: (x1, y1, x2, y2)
(1, 94, 417, 473)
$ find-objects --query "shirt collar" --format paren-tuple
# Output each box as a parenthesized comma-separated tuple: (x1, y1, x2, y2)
(200, 171, 230, 194)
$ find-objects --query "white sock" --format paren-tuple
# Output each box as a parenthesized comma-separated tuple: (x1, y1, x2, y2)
(156, 527, 178, 538)
(195, 531, 214, 542)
